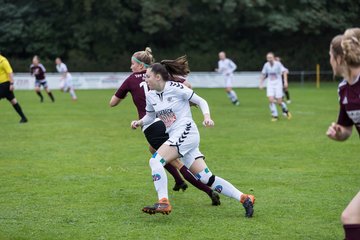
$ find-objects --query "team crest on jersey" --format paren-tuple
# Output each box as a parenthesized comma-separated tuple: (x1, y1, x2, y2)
(343, 96, 348, 105)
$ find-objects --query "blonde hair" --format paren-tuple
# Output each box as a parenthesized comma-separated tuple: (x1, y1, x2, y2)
(132, 47, 154, 67)
(341, 28, 360, 68)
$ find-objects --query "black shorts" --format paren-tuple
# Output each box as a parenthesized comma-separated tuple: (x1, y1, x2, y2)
(0, 82, 15, 101)
(143, 120, 169, 150)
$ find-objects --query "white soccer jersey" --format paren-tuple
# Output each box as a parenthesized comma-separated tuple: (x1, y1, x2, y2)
(56, 62, 72, 79)
(261, 61, 286, 86)
(145, 81, 195, 133)
(218, 58, 237, 76)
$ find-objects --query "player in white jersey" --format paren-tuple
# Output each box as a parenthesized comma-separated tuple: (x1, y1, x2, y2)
(215, 51, 239, 105)
(55, 57, 77, 100)
(131, 56, 255, 217)
(259, 52, 291, 121)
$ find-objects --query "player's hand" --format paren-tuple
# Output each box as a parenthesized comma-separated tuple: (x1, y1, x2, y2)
(259, 84, 264, 90)
(284, 83, 288, 89)
(202, 117, 214, 127)
(326, 122, 341, 139)
(9, 84, 14, 92)
(131, 120, 141, 129)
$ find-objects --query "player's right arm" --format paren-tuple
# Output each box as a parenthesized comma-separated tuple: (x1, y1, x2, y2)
(327, 97, 353, 141)
(109, 78, 129, 107)
(326, 122, 352, 141)
(131, 97, 156, 129)
(259, 64, 267, 89)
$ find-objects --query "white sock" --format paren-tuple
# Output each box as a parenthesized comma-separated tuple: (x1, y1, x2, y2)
(280, 102, 288, 112)
(227, 90, 238, 102)
(69, 88, 77, 100)
(210, 176, 243, 201)
(269, 103, 278, 117)
(149, 153, 168, 200)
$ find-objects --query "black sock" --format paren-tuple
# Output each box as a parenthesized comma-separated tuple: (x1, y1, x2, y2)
(164, 164, 184, 185)
(36, 91, 44, 101)
(48, 92, 55, 102)
(12, 103, 27, 119)
(285, 90, 290, 101)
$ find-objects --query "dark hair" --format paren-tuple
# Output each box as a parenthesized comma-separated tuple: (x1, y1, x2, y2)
(150, 55, 190, 81)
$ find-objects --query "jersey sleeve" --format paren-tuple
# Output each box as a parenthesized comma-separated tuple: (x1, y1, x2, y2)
(261, 63, 267, 75)
(2, 59, 13, 74)
(337, 102, 354, 127)
(114, 78, 130, 99)
(229, 60, 237, 72)
(61, 63, 68, 72)
(39, 64, 46, 73)
(279, 63, 288, 73)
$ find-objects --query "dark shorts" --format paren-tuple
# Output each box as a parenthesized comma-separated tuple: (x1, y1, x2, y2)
(35, 79, 48, 88)
(143, 120, 169, 150)
(0, 82, 15, 101)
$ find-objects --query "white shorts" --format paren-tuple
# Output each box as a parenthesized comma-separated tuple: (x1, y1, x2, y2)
(165, 121, 203, 168)
(266, 83, 283, 99)
(60, 77, 73, 90)
(224, 74, 233, 88)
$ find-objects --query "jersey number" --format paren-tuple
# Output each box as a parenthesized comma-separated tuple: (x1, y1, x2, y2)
(140, 82, 149, 95)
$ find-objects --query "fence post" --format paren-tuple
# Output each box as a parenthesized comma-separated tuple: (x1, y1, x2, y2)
(316, 64, 320, 88)
(301, 71, 304, 86)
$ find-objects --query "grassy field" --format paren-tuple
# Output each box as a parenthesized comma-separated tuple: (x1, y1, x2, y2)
(0, 83, 359, 240)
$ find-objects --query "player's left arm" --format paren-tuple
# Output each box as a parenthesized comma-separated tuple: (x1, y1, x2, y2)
(189, 92, 214, 127)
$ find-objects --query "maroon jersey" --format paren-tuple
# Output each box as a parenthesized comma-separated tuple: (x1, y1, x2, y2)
(337, 77, 360, 135)
(30, 64, 46, 80)
(115, 71, 147, 119)
(114, 72, 187, 119)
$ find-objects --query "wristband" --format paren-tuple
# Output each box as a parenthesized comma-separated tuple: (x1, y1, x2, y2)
(10, 82, 14, 85)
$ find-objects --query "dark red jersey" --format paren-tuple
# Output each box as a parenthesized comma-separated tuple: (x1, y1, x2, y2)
(114, 72, 187, 119)
(30, 64, 46, 80)
(337, 77, 360, 135)
(115, 71, 147, 119)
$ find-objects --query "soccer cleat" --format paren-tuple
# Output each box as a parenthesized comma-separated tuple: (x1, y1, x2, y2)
(173, 182, 188, 192)
(19, 118, 28, 123)
(271, 116, 278, 122)
(286, 100, 291, 104)
(240, 194, 255, 218)
(286, 112, 292, 120)
(142, 198, 172, 215)
(209, 190, 221, 206)
(233, 100, 240, 106)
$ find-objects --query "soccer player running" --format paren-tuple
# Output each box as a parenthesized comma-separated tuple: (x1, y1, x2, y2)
(326, 29, 360, 240)
(259, 52, 291, 121)
(109, 48, 220, 206)
(55, 57, 77, 101)
(0, 52, 28, 123)
(215, 51, 240, 105)
(30, 55, 55, 103)
(275, 56, 291, 104)
(131, 56, 255, 217)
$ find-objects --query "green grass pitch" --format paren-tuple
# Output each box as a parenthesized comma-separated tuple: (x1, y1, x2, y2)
(0, 83, 359, 240)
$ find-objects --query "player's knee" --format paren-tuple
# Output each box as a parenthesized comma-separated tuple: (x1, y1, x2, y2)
(341, 209, 354, 224)
(196, 168, 215, 186)
(149, 152, 166, 167)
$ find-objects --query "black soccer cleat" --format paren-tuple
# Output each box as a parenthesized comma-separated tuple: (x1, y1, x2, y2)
(19, 118, 28, 123)
(241, 194, 255, 218)
(173, 182, 188, 192)
(209, 190, 221, 206)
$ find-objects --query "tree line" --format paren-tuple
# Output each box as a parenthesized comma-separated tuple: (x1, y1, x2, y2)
(1, 0, 359, 73)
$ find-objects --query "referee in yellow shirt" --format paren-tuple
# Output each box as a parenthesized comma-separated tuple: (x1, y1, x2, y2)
(0, 52, 28, 123)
